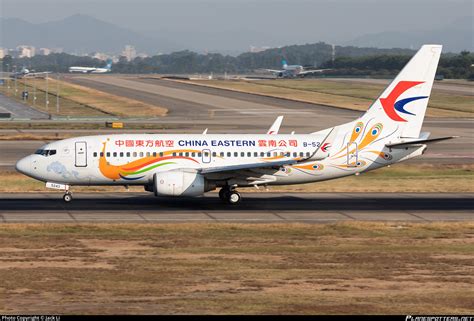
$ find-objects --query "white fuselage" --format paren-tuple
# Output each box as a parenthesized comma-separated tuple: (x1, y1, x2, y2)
(15, 130, 424, 189)
(68, 67, 110, 74)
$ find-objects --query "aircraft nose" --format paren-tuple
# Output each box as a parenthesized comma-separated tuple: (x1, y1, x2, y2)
(15, 156, 32, 175)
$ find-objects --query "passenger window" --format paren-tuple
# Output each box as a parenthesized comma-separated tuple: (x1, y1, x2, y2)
(306, 152, 311, 157)
(146, 152, 151, 157)
(273, 152, 278, 157)
(159, 152, 164, 157)
(212, 152, 217, 157)
(106, 152, 110, 157)
(93, 152, 97, 157)
(153, 152, 157, 157)
(254, 152, 258, 157)
(185, 152, 189, 157)
(204, 152, 209, 157)
(234, 152, 238, 157)
(120, 152, 124, 157)
(126, 152, 130, 157)
(247, 152, 251, 157)
(198, 152, 202, 157)
(241, 152, 245, 157)
(133, 152, 137, 157)
(293, 152, 297, 157)
(220, 152, 224, 157)
(179, 152, 183, 156)
(192, 152, 196, 157)
(139, 152, 144, 157)
(100, 152, 104, 157)
(227, 152, 231, 157)
(267, 152, 271, 157)
(172, 152, 176, 156)
(113, 152, 117, 157)
(260, 152, 265, 157)
(299, 152, 304, 157)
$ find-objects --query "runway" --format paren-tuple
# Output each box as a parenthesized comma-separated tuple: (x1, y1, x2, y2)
(0, 93, 49, 119)
(0, 192, 472, 223)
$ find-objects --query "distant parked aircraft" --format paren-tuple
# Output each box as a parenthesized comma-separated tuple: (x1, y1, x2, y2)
(10, 67, 51, 79)
(69, 59, 112, 74)
(265, 59, 329, 78)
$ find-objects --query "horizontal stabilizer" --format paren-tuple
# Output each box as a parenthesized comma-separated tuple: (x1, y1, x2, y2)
(386, 136, 458, 148)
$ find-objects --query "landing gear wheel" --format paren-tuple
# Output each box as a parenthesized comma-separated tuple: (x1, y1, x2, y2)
(219, 188, 229, 201)
(63, 193, 73, 203)
(227, 191, 241, 205)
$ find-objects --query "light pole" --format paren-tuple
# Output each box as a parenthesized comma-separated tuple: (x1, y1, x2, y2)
(45, 74, 49, 111)
(33, 78, 36, 107)
(13, 66, 17, 96)
(6, 64, 9, 91)
(56, 73, 60, 114)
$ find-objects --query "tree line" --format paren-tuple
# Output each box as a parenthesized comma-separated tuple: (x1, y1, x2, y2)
(2, 42, 473, 79)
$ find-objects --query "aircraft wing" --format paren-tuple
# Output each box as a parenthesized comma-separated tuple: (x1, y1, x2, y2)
(23, 71, 52, 78)
(200, 159, 297, 174)
(264, 69, 284, 74)
(298, 68, 331, 75)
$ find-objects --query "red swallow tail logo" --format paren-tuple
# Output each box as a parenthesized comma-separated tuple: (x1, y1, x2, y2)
(379, 81, 428, 122)
(321, 143, 331, 153)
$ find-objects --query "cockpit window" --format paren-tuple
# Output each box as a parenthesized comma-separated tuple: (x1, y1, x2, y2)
(35, 149, 57, 156)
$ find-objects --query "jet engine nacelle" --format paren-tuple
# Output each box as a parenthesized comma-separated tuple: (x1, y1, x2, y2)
(153, 170, 213, 197)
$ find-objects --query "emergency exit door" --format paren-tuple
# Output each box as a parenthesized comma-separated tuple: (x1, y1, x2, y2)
(75, 141, 87, 167)
(346, 142, 358, 167)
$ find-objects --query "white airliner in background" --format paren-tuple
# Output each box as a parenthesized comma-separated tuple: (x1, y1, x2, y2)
(10, 67, 51, 79)
(265, 59, 329, 78)
(69, 60, 112, 74)
(16, 45, 455, 204)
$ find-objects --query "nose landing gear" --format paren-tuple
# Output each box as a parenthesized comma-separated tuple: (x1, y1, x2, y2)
(63, 191, 73, 203)
(219, 187, 241, 205)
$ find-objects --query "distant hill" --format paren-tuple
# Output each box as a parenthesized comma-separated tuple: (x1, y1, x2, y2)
(346, 16, 473, 53)
(0, 14, 181, 54)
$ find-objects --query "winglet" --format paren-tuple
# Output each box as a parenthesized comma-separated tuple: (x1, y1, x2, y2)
(267, 116, 284, 135)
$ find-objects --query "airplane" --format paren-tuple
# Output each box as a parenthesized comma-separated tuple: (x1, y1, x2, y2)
(9, 67, 51, 79)
(16, 45, 456, 204)
(265, 59, 329, 78)
(68, 59, 112, 74)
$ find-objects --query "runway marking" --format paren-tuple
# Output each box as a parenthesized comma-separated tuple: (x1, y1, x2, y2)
(407, 211, 431, 222)
(137, 212, 150, 222)
(203, 211, 217, 221)
(270, 211, 287, 221)
(337, 211, 357, 220)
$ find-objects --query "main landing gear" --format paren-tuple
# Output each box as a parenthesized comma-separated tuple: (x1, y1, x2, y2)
(63, 191, 73, 203)
(219, 187, 241, 205)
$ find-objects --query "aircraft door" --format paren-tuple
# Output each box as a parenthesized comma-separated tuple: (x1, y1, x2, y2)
(75, 141, 87, 167)
(346, 142, 358, 167)
(202, 149, 211, 164)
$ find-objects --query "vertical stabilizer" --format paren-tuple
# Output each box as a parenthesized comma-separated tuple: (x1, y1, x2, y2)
(361, 45, 442, 138)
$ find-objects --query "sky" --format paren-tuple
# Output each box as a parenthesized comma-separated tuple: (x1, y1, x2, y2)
(1, 0, 472, 52)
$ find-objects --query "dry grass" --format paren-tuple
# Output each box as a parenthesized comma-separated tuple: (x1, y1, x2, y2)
(0, 78, 167, 117)
(185, 79, 473, 117)
(3, 163, 474, 193)
(0, 222, 473, 314)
